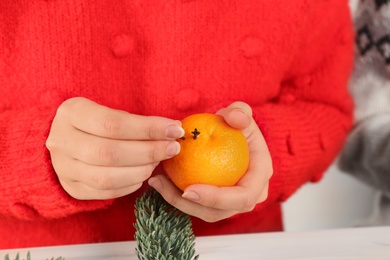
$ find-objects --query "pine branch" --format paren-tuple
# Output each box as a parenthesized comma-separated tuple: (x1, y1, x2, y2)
(5, 190, 199, 260)
(134, 189, 199, 260)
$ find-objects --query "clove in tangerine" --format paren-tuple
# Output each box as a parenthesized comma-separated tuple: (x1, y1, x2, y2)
(162, 113, 250, 191)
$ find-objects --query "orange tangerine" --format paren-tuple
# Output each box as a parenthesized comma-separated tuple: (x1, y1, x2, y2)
(162, 113, 249, 191)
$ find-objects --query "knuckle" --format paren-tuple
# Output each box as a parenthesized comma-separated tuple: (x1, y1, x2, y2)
(209, 195, 221, 209)
(258, 190, 269, 203)
(55, 97, 86, 123)
(102, 114, 123, 137)
(168, 194, 180, 208)
(56, 100, 70, 115)
(45, 137, 55, 151)
(45, 129, 62, 153)
(241, 194, 257, 212)
(147, 145, 161, 163)
(60, 97, 85, 112)
(98, 143, 119, 165)
(59, 179, 82, 200)
(267, 170, 274, 180)
(127, 183, 143, 194)
(130, 166, 154, 183)
(141, 165, 155, 180)
(265, 164, 274, 179)
(147, 121, 159, 140)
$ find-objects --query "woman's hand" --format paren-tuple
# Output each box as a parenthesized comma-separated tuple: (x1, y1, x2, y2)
(46, 97, 184, 200)
(148, 101, 273, 222)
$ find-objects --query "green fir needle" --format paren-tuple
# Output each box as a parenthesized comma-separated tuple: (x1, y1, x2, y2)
(134, 189, 199, 260)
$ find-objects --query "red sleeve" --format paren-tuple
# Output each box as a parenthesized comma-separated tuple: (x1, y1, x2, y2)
(255, 1, 354, 205)
(0, 106, 113, 220)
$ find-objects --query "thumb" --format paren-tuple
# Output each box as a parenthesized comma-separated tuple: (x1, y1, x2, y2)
(216, 101, 252, 130)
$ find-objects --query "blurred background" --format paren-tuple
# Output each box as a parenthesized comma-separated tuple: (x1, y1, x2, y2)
(281, 0, 380, 231)
(282, 164, 377, 231)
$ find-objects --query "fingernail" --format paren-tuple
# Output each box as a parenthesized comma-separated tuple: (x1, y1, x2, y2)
(182, 191, 200, 202)
(166, 141, 180, 157)
(148, 177, 163, 192)
(165, 124, 184, 139)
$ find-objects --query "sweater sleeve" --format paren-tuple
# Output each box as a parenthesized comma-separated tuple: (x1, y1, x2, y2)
(0, 106, 113, 220)
(253, 1, 354, 205)
(337, 0, 390, 196)
(338, 114, 390, 197)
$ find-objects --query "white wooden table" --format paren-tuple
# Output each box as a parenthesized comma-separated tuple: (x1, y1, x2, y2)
(1, 226, 389, 259)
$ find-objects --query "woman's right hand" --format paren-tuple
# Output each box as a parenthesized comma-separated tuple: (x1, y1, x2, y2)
(46, 97, 184, 200)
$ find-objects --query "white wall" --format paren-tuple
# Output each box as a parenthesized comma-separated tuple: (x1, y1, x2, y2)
(282, 165, 378, 231)
(349, 0, 359, 16)
(282, 0, 378, 232)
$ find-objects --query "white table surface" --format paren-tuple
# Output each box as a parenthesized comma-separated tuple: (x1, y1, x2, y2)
(1, 226, 389, 259)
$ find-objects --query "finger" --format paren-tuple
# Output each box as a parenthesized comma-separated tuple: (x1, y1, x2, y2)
(60, 127, 181, 166)
(182, 180, 267, 213)
(216, 101, 252, 129)
(148, 175, 236, 222)
(181, 183, 269, 213)
(256, 182, 269, 204)
(59, 97, 184, 140)
(60, 178, 143, 200)
(182, 138, 272, 211)
(53, 155, 158, 190)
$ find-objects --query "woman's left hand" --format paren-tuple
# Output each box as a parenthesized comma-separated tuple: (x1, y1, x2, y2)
(148, 101, 273, 222)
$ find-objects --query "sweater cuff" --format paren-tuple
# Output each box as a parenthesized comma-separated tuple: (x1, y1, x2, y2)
(0, 106, 114, 220)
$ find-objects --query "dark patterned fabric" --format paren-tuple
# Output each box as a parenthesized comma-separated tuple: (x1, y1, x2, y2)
(339, 0, 390, 196)
(375, 0, 390, 10)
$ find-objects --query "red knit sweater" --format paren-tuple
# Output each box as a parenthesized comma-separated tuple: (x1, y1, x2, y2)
(0, 0, 353, 249)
